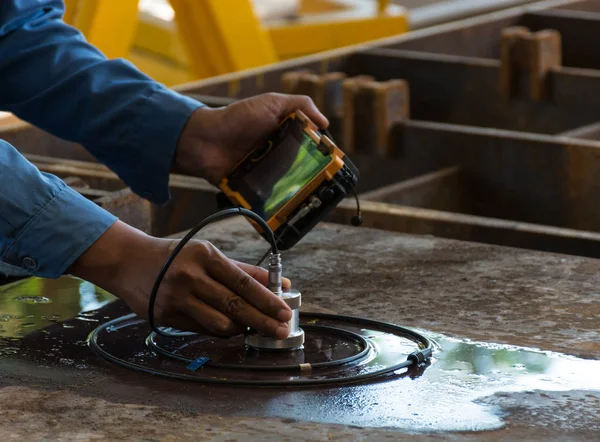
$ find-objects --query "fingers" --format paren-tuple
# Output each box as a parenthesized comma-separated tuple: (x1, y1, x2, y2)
(183, 296, 246, 337)
(152, 241, 296, 340)
(269, 93, 329, 129)
(192, 272, 290, 340)
(205, 251, 293, 325)
(232, 260, 292, 290)
(293, 95, 329, 129)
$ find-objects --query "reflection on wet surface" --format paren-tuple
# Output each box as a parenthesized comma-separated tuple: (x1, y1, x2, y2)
(0, 276, 599, 432)
(0, 278, 115, 338)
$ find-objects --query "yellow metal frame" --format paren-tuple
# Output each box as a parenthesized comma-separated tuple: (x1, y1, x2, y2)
(169, 0, 278, 78)
(268, 7, 408, 60)
(134, 12, 188, 64)
(63, 0, 139, 59)
(63, 0, 409, 83)
(129, 12, 194, 85)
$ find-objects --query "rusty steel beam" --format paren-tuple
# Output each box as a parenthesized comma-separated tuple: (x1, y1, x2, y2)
(330, 199, 600, 259)
(359, 165, 468, 213)
(391, 16, 522, 58)
(521, 9, 600, 70)
(3, 124, 96, 162)
(409, 0, 543, 30)
(401, 120, 600, 232)
(552, 66, 600, 108)
(177, 56, 354, 99)
(281, 71, 347, 141)
(499, 27, 562, 101)
(173, 1, 582, 99)
(349, 47, 600, 133)
(559, 121, 600, 140)
(351, 79, 409, 156)
(321, 73, 348, 143)
(554, 0, 600, 12)
(27, 154, 215, 192)
(341, 75, 375, 153)
(281, 70, 319, 98)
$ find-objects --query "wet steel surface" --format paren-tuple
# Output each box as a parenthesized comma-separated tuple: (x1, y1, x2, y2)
(0, 221, 599, 440)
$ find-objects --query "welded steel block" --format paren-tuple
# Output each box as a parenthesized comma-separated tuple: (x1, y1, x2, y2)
(500, 26, 562, 101)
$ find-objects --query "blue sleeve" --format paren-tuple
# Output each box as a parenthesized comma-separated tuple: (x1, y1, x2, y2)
(0, 139, 118, 278)
(0, 0, 205, 204)
(0, 1, 205, 278)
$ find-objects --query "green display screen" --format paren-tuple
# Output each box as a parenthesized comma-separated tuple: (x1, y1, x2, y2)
(242, 131, 331, 220)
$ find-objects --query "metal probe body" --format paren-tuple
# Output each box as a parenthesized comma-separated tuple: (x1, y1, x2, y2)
(268, 253, 283, 296)
(245, 253, 305, 351)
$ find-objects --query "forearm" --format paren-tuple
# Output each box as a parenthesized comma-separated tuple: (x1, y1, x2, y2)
(0, 140, 117, 278)
(0, 1, 204, 204)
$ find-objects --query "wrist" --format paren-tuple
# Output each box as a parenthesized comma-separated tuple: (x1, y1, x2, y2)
(67, 221, 153, 292)
(172, 106, 222, 180)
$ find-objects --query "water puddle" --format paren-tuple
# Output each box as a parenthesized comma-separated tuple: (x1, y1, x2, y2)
(0, 277, 115, 338)
(14, 296, 51, 304)
(0, 276, 598, 433)
(267, 330, 600, 432)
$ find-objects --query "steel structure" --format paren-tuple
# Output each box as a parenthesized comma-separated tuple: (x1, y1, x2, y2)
(4, 0, 600, 259)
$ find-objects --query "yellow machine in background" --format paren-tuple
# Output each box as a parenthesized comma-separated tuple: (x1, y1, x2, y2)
(63, 0, 408, 86)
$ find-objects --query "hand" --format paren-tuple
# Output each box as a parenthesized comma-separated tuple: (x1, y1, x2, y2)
(173, 93, 329, 184)
(68, 221, 293, 338)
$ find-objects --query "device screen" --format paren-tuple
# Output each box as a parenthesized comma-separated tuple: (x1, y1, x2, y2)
(241, 127, 331, 220)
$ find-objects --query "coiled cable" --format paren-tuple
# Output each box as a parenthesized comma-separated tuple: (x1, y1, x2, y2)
(88, 207, 433, 387)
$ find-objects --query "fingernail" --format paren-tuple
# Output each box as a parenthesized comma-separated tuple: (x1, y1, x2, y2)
(278, 308, 292, 322)
(282, 277, 292, 288)
(277, 324, 289, 339)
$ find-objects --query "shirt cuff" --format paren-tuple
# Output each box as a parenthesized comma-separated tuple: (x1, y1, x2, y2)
(128, 86, 205, 205)
(1, 183, 118, 278)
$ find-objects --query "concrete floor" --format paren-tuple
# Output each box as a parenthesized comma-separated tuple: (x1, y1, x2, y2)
(0, 220, 599, 440)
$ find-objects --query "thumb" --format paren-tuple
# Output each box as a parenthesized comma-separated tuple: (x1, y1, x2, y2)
(270, 93, 330, 129)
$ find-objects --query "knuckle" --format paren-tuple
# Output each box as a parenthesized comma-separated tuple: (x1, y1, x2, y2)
(195, 240, 217, 258)
(195, 241, 226, 270)
(165, 265, 194, 289)
(245, 265, 262, 281)
(234, 273, 254, 297)
(224, 296, 243, 317)
(297, 94, 314, 106)
(264, 317, 275, 332)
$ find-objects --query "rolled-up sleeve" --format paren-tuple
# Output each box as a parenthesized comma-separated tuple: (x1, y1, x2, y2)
(0, 0, 204, 205)
(0, 140, 117, 278)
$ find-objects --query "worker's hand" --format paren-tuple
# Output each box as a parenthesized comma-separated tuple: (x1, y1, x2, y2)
(68, 221, 293, 338)
(173, 93, 329, 184)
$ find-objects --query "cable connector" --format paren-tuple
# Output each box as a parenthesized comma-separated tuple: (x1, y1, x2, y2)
(288, 195, 322, 227)
(407, 347, 433, 365)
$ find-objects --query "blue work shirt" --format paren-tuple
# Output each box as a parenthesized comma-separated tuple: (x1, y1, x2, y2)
(0, 1, 204, 278)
